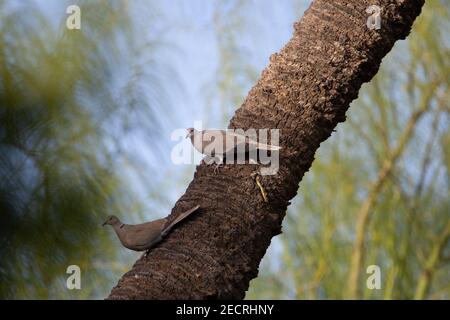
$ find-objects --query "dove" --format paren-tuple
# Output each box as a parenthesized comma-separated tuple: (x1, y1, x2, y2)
(102, 205, 200, 254)
(185, 128, 281, 171)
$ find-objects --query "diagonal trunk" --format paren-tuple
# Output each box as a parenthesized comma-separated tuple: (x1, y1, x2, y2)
(108, 0, 425, 299)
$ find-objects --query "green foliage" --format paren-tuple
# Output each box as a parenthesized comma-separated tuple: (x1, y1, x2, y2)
(0, 0, 167, 298)
(248, 0, 450, 299)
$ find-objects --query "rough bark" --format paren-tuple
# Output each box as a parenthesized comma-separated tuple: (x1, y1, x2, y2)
(108, 0, 425, 299)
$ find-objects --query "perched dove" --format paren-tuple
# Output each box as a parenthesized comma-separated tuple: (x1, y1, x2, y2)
(102, 205, 200, 254)
(186, 128, 281, 170)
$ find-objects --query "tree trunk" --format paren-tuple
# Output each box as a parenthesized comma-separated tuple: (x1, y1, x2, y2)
(108, 0, 425, 299)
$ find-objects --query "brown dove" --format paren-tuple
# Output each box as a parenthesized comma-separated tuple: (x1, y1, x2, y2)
(185, 128, 281, 170)
(102, 205, 200, 254)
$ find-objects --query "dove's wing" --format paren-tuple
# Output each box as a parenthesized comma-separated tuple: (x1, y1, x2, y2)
(122, 219, 166, 250)
(226, 131, 281, 152)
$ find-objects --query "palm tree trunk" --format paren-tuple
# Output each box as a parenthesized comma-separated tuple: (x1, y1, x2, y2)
(108, 0, 425, 299)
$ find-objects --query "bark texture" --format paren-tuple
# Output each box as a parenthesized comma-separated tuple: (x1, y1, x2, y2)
(108, 0, 425, 299)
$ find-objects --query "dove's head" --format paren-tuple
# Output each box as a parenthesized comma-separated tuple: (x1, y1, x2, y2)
(102, 215, 120, 227)
(186, 127, 195, 139)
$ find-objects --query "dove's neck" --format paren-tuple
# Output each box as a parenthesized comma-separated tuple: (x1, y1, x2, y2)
(191, 131, 204, 153)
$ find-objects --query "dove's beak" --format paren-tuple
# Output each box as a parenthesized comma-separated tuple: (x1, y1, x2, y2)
(185, 132, 190, 138)
(102, 221, 107, 227)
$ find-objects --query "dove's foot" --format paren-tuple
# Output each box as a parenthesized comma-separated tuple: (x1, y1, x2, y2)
(213, 163, 224, 174)
(204, 162, 224, 174)
(202, 156, 224, 173)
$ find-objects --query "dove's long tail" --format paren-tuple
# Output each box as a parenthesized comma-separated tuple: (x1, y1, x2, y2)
(161, 205, 200, 237)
